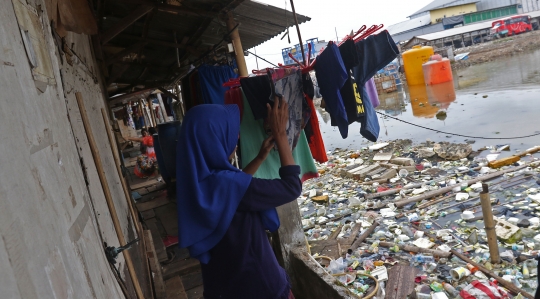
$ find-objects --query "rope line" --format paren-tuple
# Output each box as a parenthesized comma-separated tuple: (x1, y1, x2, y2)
(376, 111, 540, 140)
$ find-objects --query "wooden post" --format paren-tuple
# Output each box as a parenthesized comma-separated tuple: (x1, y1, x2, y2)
(289, 0, 306, 65)
(480, 184, 500, 264)
(452, 249, 533, 298)
(226, 12, 248, 76)
(147, 98, 157, 126)
(75, 93, 145, 299)
(139, 99, 148, 129)
(100, 108, 141, 236)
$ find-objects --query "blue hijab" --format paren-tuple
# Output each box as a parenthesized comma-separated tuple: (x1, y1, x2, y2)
(176, 104, 279, 264)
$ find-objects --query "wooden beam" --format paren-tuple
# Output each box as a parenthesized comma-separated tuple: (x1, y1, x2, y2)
(75, 93, 145, 299)
(144, 230, 167, 299)
(226, 12, 248, 76)
(158, 87, 178, 100)
(155, 2, 217, 18)
(120, 35, 199, 53)
(106, 42, 147, 66)
(109, 88, 155, 106)
(101, 5, 154, 44)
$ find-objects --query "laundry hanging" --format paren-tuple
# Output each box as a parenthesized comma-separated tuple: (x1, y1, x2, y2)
(352, 30, 398, 142)
(314, 42, 349, 139)
(239, 90, 318, 182)
(240, 67, 304, 150)
(198, 64, 238, 105)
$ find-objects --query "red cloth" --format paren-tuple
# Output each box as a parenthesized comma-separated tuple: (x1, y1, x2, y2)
(142, 136, 156, 158)
(224, 86, 244, 119)
(305, 95, 328, 163)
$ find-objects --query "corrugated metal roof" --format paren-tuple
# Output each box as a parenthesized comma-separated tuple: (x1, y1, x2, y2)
(387, 15, 432, 35)
(100, 0, 310, 97)
(409, 0, 480, 18)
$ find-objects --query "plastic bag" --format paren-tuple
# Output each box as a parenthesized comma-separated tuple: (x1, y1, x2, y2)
(459, 280, 509, 299)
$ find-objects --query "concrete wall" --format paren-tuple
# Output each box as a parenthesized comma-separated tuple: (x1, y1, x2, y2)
(430, 3, 478, 23)
(0, 0, 148, 298)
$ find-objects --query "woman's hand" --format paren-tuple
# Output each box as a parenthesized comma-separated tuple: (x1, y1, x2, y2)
(266, 96, 289, 137)
(257, 135, 275, 161)
(266, 96, 295, 167)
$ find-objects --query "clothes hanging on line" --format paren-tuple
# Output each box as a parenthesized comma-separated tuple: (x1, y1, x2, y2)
(304, 94, 328, 163)
(352, 30, 398, 142)
(224, 86, 244, 119)
(338, 39, 365, 125)
(365, 77, 380, 108)
(239, 89, 318, 182)
(240, 68, 305, 150)
(198, 64, 238, 105)
(314, 42, 349, 139)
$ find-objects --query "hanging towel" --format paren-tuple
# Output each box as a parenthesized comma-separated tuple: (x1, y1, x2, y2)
(224, 86, 244, 119)
(198, 64, 238, 105)
(240, 90, 318, 182)
(314, 43, 349, 139)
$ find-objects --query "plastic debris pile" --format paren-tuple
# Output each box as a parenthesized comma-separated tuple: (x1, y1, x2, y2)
(300, 140, 540, 298)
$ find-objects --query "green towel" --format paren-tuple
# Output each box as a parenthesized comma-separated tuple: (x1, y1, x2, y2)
(240, 91, 318, 181)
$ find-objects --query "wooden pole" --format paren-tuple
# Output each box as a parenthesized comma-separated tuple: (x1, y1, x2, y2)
(451, 249, 533, 299)
(289, 0, 306, 65)
(100, 108, 141, 235)
(147, 99, 157, 126)
(138, 99, 148, 129)
(379, 242, 451, 257)
(75, 93, 145, 299)
(480, 183, 500, 264)
(394, 162, 533, 208)
(350, 221, 379, 251)
(226, 12, 248, 76)
(412, 225, 532, 298)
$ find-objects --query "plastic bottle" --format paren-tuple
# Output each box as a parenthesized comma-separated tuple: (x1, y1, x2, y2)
(401, 226, 414, 237)
(442, 282, 459, 297)
(466, 263, 479, 274)
(430, 281, 444, 292)
(523, 262, 530, 279)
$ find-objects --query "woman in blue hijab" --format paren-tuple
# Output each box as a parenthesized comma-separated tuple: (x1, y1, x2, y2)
(177, 97, 301, 299)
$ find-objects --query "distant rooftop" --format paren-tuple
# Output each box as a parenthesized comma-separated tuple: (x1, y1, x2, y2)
(409, 0, 480, 18)
(387, 14, 432, 35)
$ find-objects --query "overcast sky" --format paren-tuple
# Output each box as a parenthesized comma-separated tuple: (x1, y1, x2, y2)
(244, 0, 433, 70)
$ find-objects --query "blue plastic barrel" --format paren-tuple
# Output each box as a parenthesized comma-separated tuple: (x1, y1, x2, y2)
(157, 121, 182, 180)
(152, 134, 170, 184)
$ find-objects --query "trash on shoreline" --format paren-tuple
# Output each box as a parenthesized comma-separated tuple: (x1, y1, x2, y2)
(301, 139, 540, 298)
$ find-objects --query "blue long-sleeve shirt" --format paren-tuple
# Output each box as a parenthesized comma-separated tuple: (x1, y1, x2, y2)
(201, 165, 302, 299)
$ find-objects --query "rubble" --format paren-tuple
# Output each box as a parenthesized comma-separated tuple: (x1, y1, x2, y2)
(300, 140, 540, 298)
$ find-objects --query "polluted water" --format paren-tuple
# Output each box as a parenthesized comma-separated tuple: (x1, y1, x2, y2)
(301, 49, 540, 298)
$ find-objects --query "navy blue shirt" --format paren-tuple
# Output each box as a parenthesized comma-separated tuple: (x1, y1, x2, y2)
(201, 165, 302, 299)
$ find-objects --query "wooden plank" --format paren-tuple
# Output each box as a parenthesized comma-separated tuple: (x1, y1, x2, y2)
(130, 178, 162, 190)
(75, 92, 144, 299)
(144, 230, 166, 299)
(386, 265, 420, 299)
(155, 203, 178, 236)
(136, 195, 169, 212)
(163, 258, 201, 280)
(185, 285, 204, 299)
(146, 221, 168, 262)
(101, 5, 154, 44)
(165, 276, 188, 299)
(180, 270, 203, 291)
(141, 210, 155, 220)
